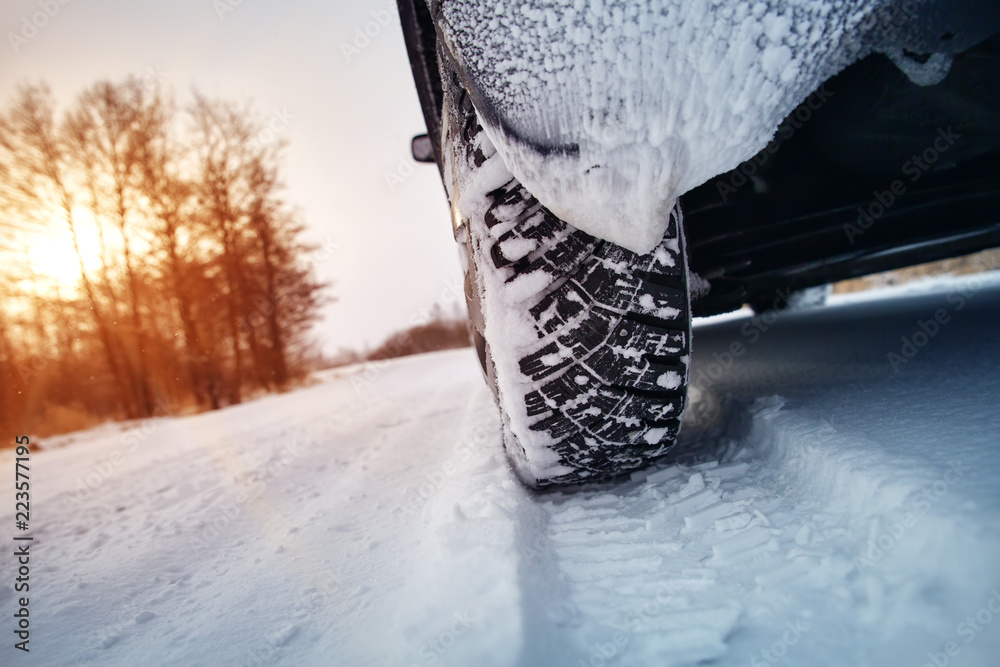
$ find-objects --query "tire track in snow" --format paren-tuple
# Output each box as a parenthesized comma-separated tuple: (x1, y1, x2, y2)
(516, 391, 1000, 667)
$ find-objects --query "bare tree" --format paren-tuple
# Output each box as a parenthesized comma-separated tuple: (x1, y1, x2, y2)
(189, 93, 278, 398)
(1, 84, 138, 419)
(67, 78, 156, 416)
(0, 78, 328, 439)
(134, 90, 222, 409)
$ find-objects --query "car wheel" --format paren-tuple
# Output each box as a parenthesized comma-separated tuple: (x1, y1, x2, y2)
(443, 73, 693, 488)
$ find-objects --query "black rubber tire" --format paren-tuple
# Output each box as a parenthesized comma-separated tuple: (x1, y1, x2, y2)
(444, 74, 692, 488)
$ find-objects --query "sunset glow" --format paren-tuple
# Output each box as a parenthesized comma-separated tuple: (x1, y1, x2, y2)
(26, 208, 105, 292)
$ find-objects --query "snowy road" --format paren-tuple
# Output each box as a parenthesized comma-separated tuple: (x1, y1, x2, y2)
(2, 277, 1000, 667)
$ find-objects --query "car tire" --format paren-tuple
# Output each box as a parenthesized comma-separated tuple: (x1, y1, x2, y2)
(442, 73, 693, 488)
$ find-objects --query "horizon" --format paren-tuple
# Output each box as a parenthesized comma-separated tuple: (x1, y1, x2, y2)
(0, 0, 465, 355)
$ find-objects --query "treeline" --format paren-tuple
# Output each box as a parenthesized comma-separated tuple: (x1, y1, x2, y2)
(0, 78, 326, 439)
(365, 316, 470, 362)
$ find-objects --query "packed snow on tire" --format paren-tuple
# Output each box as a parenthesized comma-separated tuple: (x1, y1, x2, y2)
(440, 0, 904, 253)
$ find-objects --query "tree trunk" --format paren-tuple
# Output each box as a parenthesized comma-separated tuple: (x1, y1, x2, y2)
(115, 180, 154, 417)
(163, 215, 221, 409)
(256, 216, 289, 387)
(64, 197, 138, 420)
(0, 318, 20, 438)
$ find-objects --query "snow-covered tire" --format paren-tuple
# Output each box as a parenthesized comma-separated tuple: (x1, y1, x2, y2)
(444, 74, 692, 488)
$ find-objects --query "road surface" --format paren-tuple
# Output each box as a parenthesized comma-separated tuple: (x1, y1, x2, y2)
(1, 275, 999, 667)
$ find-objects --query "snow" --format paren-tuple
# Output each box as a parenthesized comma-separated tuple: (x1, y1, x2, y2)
(1, 353, 533, 666)
(451, 115, 579, 485)
(3, 279, 1000, 666)
(440, 0, 882, 253)
(656, 370, 682, 389)
(826, 270, 1000, 307)
(882, 47, 954, 86)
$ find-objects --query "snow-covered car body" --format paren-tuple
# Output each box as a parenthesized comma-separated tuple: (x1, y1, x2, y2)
(401, 0, 1000, 315)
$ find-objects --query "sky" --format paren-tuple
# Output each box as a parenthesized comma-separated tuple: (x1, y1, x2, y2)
(0, 0, 465, 355)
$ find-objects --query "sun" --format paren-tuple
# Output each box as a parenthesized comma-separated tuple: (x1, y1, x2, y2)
(27, 231, 83, 290)
(26, 208, 105, 294)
